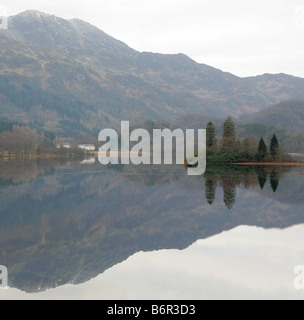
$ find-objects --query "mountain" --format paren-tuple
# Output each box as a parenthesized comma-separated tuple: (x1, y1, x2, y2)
(175, 100, 304, 152)
(238, 101, 304, 152)
(240, 101, 304, 133)
(1, 11, 304, 137)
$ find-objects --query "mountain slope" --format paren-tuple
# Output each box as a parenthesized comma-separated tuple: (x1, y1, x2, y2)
(240, 100, 304, 133)
(0, 11, 304, 136)
(239, 101, 304, 152)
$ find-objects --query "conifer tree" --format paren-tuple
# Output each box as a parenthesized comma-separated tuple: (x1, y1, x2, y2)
(223, 117, 236, 140)
(257, 137, 267, 161)
(221, 117, 237, 152)
(270, 134, 280, 160)
(206, 122, 217, 149)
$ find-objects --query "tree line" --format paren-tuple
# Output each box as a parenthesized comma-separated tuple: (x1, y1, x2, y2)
(206, 117, 290, 163)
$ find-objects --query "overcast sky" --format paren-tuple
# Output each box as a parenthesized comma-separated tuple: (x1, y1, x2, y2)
(1, 0, 304, 78)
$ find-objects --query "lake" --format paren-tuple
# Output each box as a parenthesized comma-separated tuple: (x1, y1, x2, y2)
(0, 159, 304, 300)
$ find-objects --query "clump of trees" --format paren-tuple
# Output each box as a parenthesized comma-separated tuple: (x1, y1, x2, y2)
(0, 120, 71, 157)
(206, 118, 290, 163)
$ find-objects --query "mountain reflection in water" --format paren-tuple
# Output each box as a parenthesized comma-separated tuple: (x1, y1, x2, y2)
(0, 159, 303, 294)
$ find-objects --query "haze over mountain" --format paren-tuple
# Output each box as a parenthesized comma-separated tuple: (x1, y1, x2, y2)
(240, 101, 304, 133)
(0, 10, 304, 136)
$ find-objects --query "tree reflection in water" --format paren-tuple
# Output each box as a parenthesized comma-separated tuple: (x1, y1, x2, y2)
(202, 165, 290, 210)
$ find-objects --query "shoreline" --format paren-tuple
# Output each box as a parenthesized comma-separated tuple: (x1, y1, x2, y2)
(232, 162, 304, 166)
(0, 153, 87, 160)
(1, 152, 304, 167)
(186, 161, 304, 167)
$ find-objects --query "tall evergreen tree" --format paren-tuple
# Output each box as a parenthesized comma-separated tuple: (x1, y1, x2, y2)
(223, 117, 236, 140)
(221, 117, 237, 152)
(257, 137, 267, 161)
(206, 122, 217, 148)
(270, 134, 280, 160)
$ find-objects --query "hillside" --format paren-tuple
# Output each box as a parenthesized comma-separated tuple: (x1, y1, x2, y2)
(0, 120, 55, 152)
(240, 101, 304, 133)
(238, 101, 304, 152)
(175, 100, 304, 152)
(0, 11, 304, 137)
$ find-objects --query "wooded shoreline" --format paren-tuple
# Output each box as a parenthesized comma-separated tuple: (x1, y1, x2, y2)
(1, 152, 303, 167)
(233, 162, 304, 166)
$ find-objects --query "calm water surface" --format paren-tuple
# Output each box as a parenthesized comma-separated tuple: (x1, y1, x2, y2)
(0, 159, 304, 300)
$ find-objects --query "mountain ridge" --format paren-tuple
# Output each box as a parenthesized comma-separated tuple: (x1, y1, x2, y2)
(1, 10, 304, 136)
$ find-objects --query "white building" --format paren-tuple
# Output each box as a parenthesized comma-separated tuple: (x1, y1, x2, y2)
(57, 143, 71, 149)
(0, 17, 8, 30)
(78, 144, 96, 151)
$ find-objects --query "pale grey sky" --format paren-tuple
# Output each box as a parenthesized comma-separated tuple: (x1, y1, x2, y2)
(1, 0, 304, 77)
